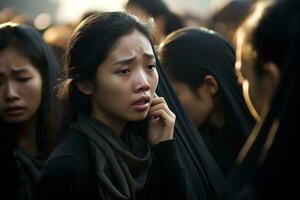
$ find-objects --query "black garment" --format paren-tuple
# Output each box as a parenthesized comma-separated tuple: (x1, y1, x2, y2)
(155, 60, 225, 199)
(158, 27, 255, 179)
(0, 23, 61, 200)
(199, 124, 246, 177)
(0, 133, 18, 200)
(68, 115, 153, 199)
(35, 131, 186, 200)
(15, 148, 45, 200)
(219, 0, 300, 199)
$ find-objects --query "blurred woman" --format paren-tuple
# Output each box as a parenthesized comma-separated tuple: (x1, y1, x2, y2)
(0, 23, 61, 200)
(159, 27, 256, 176)
(221, 0, 300, 199)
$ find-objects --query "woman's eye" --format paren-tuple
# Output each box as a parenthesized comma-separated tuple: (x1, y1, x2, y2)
(118, 69, 130, 74)
(17, 77, 32, 82)
(147, 64, 156, 70)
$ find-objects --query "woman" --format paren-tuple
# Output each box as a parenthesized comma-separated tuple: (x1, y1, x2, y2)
(0, 23, 61, 200)
(234, 0, 295, 118)
(159, 27, 256, 177)
(221, 0, 300, 199)
(35, 12, 186, 200)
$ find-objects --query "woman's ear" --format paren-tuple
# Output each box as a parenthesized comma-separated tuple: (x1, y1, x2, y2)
(263, 62, 280, 90)
(76, 81, 93, 95)
(201, 75, 219, 96)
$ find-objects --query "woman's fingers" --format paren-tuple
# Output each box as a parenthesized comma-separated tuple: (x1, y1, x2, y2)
(148, 109, 175, 125)
(150, 96, 173, 116)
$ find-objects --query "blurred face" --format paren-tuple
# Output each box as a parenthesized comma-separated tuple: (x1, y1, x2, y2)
(236, 38, 266, 116)
(89, 30, 159, 127)
(0, 47, 43, 124)
(125, 4, 149, 21)
(171, 80, 213, 127)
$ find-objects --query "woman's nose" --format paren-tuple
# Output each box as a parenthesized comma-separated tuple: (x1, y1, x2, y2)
(5, 81, 19, 102)
(133, 70, 151, 93)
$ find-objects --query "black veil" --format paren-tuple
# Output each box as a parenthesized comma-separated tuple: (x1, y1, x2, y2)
(156, 59, 225, 200)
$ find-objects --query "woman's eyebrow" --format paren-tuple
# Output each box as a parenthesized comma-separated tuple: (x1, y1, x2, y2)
(113, 56, 135, 65)
(11, 66, 31, 74)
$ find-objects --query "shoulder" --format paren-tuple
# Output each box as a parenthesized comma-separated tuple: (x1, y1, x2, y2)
(42, 132, 93, 178)
(36, 133, 96, 200)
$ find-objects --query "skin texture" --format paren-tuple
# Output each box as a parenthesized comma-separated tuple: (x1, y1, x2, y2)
(0, 46, 42, 124)
(171, 79, 214, 127)
(78, 30, 175, 144)
(236, 39, 280, 117)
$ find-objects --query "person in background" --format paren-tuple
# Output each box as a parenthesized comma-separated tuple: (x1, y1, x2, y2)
(235, 0, 298, 119)
(159, 27, 256, 177)
(221, 0, 300, 199)
(0, 22, 61, 200)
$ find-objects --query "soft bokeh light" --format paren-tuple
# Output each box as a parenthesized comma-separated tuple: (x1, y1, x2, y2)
(54, 0, 232, 23)
(55, 0, 127, 23)
(34, 13, 52, 30)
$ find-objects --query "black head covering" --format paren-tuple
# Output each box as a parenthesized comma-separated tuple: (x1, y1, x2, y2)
(155, 58, 225, 199)
(220, 0, 300, 199)
(159, 27, 256, 176)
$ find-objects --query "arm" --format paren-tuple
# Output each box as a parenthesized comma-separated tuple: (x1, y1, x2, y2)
(152, 140, 187, 200)
(146, 94, 187, 199)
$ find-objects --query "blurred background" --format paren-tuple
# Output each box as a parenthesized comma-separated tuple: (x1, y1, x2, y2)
(0, 0, 252, 27)
(0, 0, 255, 64)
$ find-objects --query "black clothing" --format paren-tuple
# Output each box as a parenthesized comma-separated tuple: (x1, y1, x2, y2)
(219, 0, 300, 198)
(69, 115, 152, 199)
(156, 61, 225, 199)
(15, 148, 45, 200)
(0, 24, 61, 200)
(199, 124, 246, 177)
(35, 124, 186, 200)
(158, 28, 255, 178)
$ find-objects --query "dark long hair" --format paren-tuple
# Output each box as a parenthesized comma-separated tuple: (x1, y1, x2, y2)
(0, 23, 61, 155)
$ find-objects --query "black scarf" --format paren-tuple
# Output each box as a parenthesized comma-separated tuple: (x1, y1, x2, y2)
(69, 115, 152, 200)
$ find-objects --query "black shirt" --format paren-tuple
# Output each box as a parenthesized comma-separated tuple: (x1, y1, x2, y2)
(35, 132, 186, 200)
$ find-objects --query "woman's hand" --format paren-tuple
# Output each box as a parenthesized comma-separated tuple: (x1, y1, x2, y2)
(147, 93, 176, 145)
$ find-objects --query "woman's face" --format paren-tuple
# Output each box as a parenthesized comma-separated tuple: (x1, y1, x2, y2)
(88, 30, 159, 126)
(171, 80, 213, 127)
(0, 46, 43, 124)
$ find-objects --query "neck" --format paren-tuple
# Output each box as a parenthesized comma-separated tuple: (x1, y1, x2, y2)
(91, 111, 127, 136)
(18, 116, 38, 154)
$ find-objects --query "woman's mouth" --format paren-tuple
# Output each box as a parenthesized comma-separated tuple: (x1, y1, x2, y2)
(131, 96, 150, 111)
(4, 107, 25, 117)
